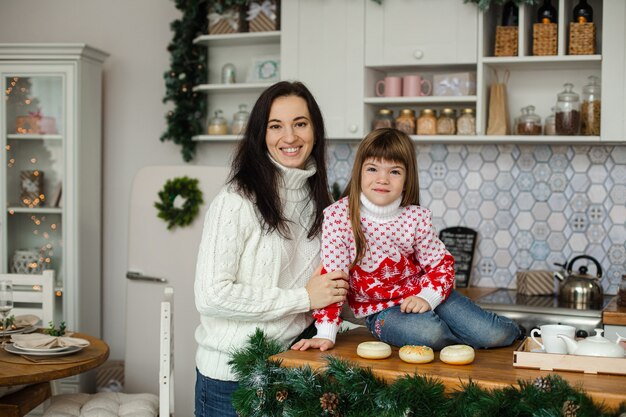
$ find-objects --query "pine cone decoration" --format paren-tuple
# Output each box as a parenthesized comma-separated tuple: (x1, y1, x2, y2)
(256, 388, 264, 399)
(562, 400, 580, 417)
(533, 376, 552, 392)
(276, 390, 288, 403)
(320, 392, 339, 414)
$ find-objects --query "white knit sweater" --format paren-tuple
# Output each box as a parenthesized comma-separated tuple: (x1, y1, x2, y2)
(194, 160, 320, 381)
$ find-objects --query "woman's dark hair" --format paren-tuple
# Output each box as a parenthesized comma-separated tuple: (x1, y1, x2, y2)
(229, 81, 332, 238)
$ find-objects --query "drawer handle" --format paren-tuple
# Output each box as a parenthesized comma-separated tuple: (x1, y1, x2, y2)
(348, 124, 359, 133)
(413, 50, 424, 60)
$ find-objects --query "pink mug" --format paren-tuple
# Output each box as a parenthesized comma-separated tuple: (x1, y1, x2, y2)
(402, 75, 432, 97)
(376, 76, 402, 97)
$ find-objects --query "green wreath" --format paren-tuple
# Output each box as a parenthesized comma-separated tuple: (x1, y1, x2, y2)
(155, 176, 204, 229)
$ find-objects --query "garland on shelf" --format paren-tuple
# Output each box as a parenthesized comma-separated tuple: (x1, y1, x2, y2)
(230, 329, 626, 417)
(161, 0, 209, 162)
(154, 176, 204, 229)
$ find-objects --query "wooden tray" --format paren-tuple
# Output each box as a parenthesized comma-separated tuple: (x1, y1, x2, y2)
(513, 337, 626, 375)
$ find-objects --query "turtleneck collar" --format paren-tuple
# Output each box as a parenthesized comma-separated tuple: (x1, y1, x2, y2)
(269, 155, 317, 202)
(359, 192, 402, 223)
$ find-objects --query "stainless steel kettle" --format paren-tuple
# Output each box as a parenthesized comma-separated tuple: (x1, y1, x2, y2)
(554, 255, 603, 309)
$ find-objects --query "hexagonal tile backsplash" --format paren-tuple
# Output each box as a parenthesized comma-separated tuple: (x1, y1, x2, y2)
(327, 143, 626, 294)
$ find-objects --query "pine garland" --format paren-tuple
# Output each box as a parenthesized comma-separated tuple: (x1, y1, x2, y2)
(161, 0, 209, 162)
(231, 330, 626, 417)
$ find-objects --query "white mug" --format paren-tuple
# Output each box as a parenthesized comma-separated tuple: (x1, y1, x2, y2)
(530, 324, 576, 354)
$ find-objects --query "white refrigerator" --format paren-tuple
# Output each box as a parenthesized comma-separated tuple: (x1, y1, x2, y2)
(125, 165, 228, 417)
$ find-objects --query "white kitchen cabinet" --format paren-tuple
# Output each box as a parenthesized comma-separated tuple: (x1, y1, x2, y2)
(477, 0, 625, 143)
(281, 0, 365, 139)
(0, 43, 107, 392)
(365, 0, 478, 67)
(193, 31, 281, 142)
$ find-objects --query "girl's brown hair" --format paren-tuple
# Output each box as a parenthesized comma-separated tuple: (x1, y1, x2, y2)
(345, 128, 420, 267)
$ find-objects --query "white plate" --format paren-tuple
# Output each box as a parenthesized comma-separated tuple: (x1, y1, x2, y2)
(12, 343, 73, 353)
(1, 325, 37, 335)
(4, 343, 83, 357)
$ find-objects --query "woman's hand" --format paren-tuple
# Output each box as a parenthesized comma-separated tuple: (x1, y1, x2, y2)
(400, 296, 431, 313)
(306, 265, 349, 310)
(291, 337, 335, 352)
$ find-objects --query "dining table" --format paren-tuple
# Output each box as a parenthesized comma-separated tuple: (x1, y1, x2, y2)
(0, 331, 109, 416)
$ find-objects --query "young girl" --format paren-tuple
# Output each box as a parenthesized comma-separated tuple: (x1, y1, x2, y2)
(292, 128, 521, 352)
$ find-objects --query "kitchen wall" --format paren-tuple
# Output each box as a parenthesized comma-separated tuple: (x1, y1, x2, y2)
(328, 143, 626, 293)
(1, 1, 624, 361)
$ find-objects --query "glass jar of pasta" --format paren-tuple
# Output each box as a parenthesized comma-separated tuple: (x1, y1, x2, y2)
(417, 109, 437, 135)
(456, 108, 476, 135)
(581, 75, 601, 136)
(437, 108, 456, 135)
(395, 108, 416, 135)
(372, 108, 395, 130)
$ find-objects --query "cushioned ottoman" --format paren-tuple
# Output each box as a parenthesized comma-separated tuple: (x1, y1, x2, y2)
(42, 392, 159, 417)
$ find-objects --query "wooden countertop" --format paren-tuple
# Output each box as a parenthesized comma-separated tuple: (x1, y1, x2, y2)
(603, 297, 626, 326)
(272, 327, 626, 409)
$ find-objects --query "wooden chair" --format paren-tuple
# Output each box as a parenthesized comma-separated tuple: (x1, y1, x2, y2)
(42, 287, 174, 417)
(0, 270, 55, 326)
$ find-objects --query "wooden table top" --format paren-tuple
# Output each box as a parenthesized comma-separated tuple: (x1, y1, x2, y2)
(603, 297, 626, 326)
(0, 332, 109, 386)
(273, 327, 626, 408)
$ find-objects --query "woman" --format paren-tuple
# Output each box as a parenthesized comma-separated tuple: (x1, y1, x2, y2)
(194, 81, 349, 417)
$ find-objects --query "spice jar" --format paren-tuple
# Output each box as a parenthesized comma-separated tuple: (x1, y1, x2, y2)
(207, 110, 228, 135)
(544, 107, 557, 135)
(395, 109, 416, 135)
(618, 275, 626, 307)
(437, 108, 456, 135)
(417, 109, 437, 135)
(372, 108, 395, 130)
(231, 104, 250, 135)
(517, 105, 542, 135)
(581, 75, 601, 136)
(555, 83, 580, 135)
(456, 108, 476, 135)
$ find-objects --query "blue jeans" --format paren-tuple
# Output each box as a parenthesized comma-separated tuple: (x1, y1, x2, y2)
(195, 368, 239, 417)
(365, 290, 521, 351)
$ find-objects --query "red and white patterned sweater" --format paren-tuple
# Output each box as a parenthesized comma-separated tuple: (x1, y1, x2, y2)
(312, 194, 455, 343)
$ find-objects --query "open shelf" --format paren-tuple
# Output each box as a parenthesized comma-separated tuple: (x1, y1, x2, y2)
(193, 31, 280, 47)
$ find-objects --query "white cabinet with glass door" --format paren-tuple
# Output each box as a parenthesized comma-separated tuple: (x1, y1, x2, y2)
(0, 44, 107, 393)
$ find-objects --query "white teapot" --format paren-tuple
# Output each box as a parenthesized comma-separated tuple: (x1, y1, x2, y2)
(557, 329, 626, 358)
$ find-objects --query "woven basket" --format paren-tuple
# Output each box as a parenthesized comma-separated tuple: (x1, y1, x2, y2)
(569, 22, 595, 55)
(533, 23, 557, 56)
(495, 26, 518, 57)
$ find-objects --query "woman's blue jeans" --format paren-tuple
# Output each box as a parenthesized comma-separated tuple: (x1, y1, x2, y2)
(365, 290, 521, 351)
(195, 369, 239, 417)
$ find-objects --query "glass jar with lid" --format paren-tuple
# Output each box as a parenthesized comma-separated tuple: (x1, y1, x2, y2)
(395, 108, 416, 135)
(437, 108, 456, 135)
(544, 107, 557, 135)
(456, 108, 476, 135)
(231, 104, 250, 135)
(517, 105, 542, 135)
(207, 110, 228, 135)
(417, 109, 437, 135)
(581, 75, 601, 136)
(555, 82, 580, 135)
(372, 108, 395, 130)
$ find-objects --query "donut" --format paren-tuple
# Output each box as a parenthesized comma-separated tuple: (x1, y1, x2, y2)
(439, 344, 475, 365)
(356, 341, 392, 359)
(399, 345, 434, 364)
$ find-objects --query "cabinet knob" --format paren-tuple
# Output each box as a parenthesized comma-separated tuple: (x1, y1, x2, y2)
(348, 124, 359, 134)
(413, 50, 424, 60)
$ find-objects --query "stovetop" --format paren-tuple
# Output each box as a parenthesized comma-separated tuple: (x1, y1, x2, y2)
(475, 289, 613, 318)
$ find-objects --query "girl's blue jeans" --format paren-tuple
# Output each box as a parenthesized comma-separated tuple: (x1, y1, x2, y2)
(365, 290, 521, 350)
(195, 368, 239, 417)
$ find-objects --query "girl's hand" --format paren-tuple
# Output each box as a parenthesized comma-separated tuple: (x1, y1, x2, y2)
(291, 337, 335, 351)
(400, 296, 431, 314)
(306, 265, 349, 310)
